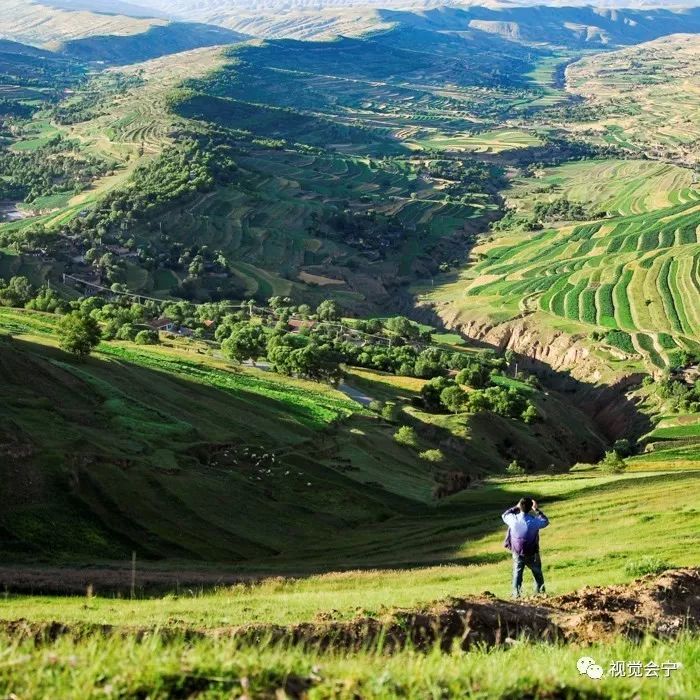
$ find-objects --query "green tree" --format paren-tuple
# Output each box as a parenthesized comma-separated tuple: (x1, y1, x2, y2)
(440, 385, 467, 413)
(316, 299, 340, 322)
(134, 329, 159, 345)
(57, 312, 101, 359)
(385, 316, 419, 339)
(600, 451, 627, 474)
(222, 324, 267, 364)
(0, 276, 33, 307)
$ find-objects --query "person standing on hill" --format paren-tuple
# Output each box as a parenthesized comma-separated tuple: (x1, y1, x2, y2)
(502, 497, 549, 598)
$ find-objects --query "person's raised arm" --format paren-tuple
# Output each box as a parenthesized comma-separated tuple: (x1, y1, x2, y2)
(531, 499, 549, 529)
(501, 504, 520, 526)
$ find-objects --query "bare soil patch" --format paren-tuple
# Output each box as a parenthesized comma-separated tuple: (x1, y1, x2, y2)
(2, 569, 698, 650)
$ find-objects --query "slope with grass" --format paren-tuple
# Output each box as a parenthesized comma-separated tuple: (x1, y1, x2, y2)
(0, 306, 612, 565)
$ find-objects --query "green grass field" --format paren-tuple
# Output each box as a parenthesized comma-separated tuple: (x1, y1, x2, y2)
(1, 631, 696, 699)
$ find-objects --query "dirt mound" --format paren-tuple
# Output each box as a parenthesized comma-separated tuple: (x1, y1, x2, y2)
(229, 597, 562, 652)
(550, 567, 700, 643)
(3, 569, 698, 651)
(226, 568, 700, 651)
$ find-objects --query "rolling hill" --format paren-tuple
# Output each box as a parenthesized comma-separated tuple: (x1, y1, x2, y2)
(563, 33, 700, 166)
(0, 3, 699, 697)
(0, 0, 245, 64)
(132, 0, 700, 44)
(0, 307, 606, 563)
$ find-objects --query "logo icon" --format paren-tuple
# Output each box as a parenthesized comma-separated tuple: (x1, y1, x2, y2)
(577, 656, 604, 680)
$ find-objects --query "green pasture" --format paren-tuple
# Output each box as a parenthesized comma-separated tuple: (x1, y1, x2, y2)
(0, 631, 697, 699)
(2, 469, 699, 628)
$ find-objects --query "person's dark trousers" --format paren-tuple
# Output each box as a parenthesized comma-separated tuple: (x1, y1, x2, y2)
(512, 552, 545, 597)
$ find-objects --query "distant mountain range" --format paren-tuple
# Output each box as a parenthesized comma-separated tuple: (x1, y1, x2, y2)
(125, 0, 700, 44)
(0, 0, 245, 64)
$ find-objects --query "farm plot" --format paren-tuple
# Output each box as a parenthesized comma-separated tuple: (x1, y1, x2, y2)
(429, 186, 700, 371)
(507, 160, 699, 217)
(414, 128, 543, 154)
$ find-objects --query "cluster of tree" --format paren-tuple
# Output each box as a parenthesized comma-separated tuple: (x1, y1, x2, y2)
(491, 209, 544, 232)
(0, 275, 35, 308)
(654, 374, 700, 413)
(421, 156, 503, 192)
(308, 208, 404, 254)
(420, 372, 539, 422)
(51, 73, 144, 125)
(533, 198, 603, 223)
(493, 198, 605, 233)
(0, 99, 38, 120)
(0, 137, 109, 204)
(61, 136, 237, 247)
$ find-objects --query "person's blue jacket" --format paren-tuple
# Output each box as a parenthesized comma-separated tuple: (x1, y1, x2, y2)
(502, 506, 549, 556)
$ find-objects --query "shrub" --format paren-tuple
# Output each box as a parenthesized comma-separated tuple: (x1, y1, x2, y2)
(134, 329, 159, 345)
(368, 400, 384, 413)
(394, 426, 418, 448)
(419, 449, 444, 463)
(600, 450, 627, 474)
(522, 403, 539, 424)
(623, 556, 671, 578)
(506, 460, 525, 476)
(381, 402, 400, 422)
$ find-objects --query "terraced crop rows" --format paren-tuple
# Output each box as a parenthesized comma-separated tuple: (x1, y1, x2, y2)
(466, 199, 700, 368)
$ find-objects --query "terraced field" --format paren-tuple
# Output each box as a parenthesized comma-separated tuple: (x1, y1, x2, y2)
(69, 47, 227, 164)
(415, 128, 544, 154)
(564, 34, 700, 166)
(100, 125, 497, 304)
(420, 159, 700, 372)
(508, 160, 700, 217)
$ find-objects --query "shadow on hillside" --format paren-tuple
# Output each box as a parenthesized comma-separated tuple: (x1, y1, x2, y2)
(0, 334, 655, 597)
(410, 304, 652, 444)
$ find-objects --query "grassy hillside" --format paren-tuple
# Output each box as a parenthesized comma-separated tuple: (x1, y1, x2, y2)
(0, 306, 609, 564)
(2, 456, 699, 697)
(6, 26, 553, 310)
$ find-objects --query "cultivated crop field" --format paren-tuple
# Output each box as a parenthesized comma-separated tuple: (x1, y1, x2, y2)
(413, 127, 544, 154)
(564, 34, 700, 166)
(421, 156, 700, 372)
(508, 159, 700, 217)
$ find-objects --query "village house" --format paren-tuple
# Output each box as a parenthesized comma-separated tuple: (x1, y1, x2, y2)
(147, 317, 176, 332)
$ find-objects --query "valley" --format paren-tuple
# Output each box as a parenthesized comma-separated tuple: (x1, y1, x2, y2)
(0, 1, 699, 697)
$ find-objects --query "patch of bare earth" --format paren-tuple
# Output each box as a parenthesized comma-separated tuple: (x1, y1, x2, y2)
(2, 569, 698, 651)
